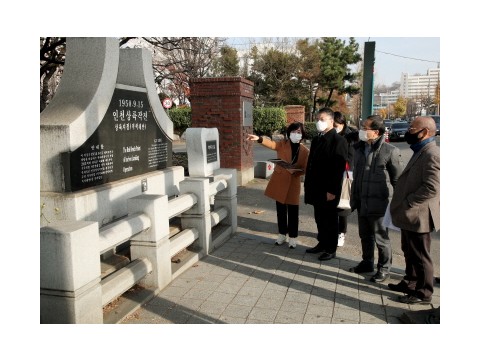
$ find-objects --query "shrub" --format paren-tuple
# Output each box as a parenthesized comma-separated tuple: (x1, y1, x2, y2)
(304, 121, 318, 140)
(168, 107, 191, 136)
(253, 107, 287, 137)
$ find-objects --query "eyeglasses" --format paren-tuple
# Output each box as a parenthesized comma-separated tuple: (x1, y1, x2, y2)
(408, 127, 426, 132)
(361, 127, 374, 131)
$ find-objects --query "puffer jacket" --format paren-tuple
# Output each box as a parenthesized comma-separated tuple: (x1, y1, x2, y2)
(350, 135, 404, 217)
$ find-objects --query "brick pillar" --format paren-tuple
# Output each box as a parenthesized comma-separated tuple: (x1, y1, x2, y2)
(284, 105, 305, 124)
(190, 77, 254, 185)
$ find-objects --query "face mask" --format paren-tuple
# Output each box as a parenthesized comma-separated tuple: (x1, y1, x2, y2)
(316, 120, 328, 132)
(405, 129, 425, 145)
(359, 129, 369, 142)
(289, 133, 302, 143)
(335, 127, 342, 133)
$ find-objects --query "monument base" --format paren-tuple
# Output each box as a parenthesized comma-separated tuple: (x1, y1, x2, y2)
(236, 167, 254, 186)
(40, 166, 184, 227)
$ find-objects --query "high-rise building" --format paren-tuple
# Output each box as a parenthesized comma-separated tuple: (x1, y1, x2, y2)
(400, 68, 440, 100)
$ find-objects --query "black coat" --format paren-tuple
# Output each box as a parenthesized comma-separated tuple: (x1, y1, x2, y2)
(304, 128, 348, 205)
(341, 126, 359, 170)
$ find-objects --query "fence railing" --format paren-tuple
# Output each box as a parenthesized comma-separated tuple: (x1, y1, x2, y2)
(40, 168, 237, 324)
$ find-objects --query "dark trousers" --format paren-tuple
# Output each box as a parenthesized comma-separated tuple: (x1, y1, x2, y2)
(358, 215, 392, 272)
(338, 215, 348, 234)
(313, 201, 339, 253)
(276, 202, 299, 238)
(400, 229, 434, 300)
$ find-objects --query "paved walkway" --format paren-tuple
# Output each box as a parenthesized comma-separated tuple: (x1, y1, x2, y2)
(122, 181, 440, 324)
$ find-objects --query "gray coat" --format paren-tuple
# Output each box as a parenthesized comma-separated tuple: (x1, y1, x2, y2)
(390, 140, 440, 232)
(351, 135, 404, 217)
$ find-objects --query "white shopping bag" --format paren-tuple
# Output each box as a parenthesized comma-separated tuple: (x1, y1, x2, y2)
(383, 202, 400, 231)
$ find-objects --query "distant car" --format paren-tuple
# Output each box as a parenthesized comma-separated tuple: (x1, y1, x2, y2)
(389, 122, 410, 141)
(431, 115, 440, 135)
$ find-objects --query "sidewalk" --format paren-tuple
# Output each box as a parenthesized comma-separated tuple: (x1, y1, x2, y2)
(121, 179, 440, 324)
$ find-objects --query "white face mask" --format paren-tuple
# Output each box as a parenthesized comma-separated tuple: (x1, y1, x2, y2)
(316, 120, 328, 132)
(359, 129, 369, 142)
(335, 127, 342, 133)
(289, 133, 302, 143)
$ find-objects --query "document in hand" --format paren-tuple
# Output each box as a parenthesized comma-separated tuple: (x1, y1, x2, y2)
(268, 159, 303, 173)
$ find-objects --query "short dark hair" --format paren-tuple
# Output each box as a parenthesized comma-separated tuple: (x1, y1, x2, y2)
(365, 115, 385, 135)
(318, 107, 334, 119)
(286, 121, 306, 141)
(334, 111, 346, 125)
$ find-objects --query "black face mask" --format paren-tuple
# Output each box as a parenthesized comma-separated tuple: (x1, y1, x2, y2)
(405, 129, 425, 145)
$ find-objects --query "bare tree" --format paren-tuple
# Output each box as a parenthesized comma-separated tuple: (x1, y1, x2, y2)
(147, 37, 226, 104)
(40, 37, 66, 112)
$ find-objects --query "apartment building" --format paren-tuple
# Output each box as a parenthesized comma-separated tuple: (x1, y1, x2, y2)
(373, 67, 440, 114)
(399, 68, 440, 99)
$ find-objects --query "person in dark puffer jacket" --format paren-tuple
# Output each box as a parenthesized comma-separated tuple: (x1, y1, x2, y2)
(349, 115, 404, 283)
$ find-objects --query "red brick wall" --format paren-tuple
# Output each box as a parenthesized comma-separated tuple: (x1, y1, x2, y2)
(284, 105, 305, 124)
(190, 77, 254, 171)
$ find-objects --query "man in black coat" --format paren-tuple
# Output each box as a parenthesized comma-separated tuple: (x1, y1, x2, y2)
(304, 107, 348, 260)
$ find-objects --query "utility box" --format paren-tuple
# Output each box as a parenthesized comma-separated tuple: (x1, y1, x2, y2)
(254, 161, 274, 179)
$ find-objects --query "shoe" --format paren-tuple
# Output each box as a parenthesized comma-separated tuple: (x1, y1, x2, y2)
(388, 281, 411, 294)
(398, 294, 431, 305)
(288, 237, 297, 249)
(337, 233, 345, 247)
(306, 243, 324, 253)
(275, 234, 287, 245)
(349, 262, 374, 274)
(318, 252, 336, 261)
(370, 271, 390, 283)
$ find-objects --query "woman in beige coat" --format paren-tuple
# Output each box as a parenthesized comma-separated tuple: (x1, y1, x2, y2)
(247, 122, 309, 248)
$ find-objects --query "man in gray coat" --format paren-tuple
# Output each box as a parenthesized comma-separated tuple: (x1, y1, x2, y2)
(389, 116, 440, 304)
(349, 115, 404, 282)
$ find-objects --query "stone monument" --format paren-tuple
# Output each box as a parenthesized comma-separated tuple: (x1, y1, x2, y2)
(185, 127, 220, 178)
(40, 38, 184, 323)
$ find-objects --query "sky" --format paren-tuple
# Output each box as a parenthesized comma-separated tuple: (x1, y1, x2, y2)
(226, 37, 440, 87)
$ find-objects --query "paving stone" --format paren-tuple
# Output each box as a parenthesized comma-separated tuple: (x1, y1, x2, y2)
(280, 300, 308, 314)
(284, 291, 311, 304)
(305, 303, 334, 318)
(207, 291, 237, 304)
(248, 307, 278, 322)
(255, 296, 283, 310)
(274, 310, 305, 324)
(332, 307, 360, 322)
(222, 303, 252, 318)
(231, 294, 260, 307)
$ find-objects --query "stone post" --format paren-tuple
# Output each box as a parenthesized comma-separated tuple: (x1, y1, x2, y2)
(213, 168, 238, 232)
(40, 221, 102, 324)
(179, 178, 212, 255)
(128, 194, 171, 290)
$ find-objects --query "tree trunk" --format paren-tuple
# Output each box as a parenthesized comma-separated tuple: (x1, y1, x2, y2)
(40, 64, 57, 112)
(325, 88, 334, 108)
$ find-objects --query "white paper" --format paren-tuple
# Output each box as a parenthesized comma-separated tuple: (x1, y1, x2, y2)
(383, 202, 400, 231)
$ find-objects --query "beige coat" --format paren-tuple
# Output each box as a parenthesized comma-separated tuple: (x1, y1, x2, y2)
(261, 137, 309, 205)
(390, 140, 440, 232)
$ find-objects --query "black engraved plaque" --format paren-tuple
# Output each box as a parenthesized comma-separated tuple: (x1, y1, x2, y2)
(62, 88, 172, 192)
(206, 140, 218, 164)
